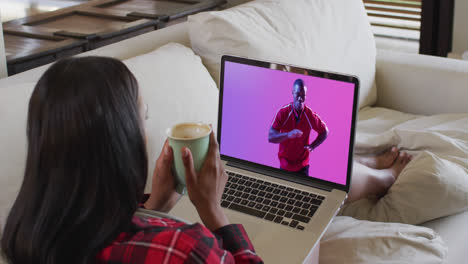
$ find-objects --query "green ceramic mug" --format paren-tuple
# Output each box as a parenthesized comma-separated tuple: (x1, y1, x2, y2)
(167, 122, 211, 194)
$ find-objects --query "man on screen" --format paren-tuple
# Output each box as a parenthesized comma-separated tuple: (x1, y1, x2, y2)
(268, 79, 329, 176)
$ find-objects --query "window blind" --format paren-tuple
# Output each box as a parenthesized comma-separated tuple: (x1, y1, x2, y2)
(363, 0, 422, 41)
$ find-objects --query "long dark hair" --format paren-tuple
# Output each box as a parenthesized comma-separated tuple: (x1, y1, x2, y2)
(1, 57, 148, 264)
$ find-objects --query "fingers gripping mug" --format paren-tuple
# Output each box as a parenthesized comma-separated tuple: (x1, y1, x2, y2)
(167, 123, 211, 194)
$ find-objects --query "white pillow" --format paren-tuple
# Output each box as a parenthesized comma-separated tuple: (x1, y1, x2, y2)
(341, 107, 468, 225)
(123, 43, 219, 192)
(0, 82, 35, 230)
(188, 0, 377, 109)
(320, 216, 448, 264)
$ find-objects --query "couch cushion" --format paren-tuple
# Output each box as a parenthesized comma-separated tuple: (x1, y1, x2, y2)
(188, 0, 377, 109)
(123, 43, 219, 192)
(422, 210, 468, 264)
(0, 82, 35, 231)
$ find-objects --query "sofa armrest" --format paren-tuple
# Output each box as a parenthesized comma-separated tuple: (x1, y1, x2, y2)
(375, 49, 468, 115)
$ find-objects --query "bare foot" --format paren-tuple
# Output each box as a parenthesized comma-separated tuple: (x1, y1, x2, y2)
(385, 152, 412, 180)
(347, 152, 413, 202)
(355, 146, 399, 169)
(373, 152, 412, 198)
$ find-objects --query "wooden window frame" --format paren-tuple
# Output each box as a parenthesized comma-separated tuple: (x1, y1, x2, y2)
(419, 0, 455, 57)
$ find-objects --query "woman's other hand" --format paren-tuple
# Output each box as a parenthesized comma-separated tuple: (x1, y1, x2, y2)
(144, 140, 181, 212)
(182, 130, 229, 231)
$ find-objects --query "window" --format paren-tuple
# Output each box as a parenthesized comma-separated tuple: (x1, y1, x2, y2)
(364, 0, 455, 57)
(364, 0, 421, 41)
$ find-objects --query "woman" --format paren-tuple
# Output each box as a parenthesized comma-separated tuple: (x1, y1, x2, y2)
(1, 57, 263, 264)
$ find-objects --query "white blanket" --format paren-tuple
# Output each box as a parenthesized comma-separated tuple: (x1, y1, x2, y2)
(340, 107, 468, 225)
(354, 107, 468, 156)
(320, 216, 448, 264)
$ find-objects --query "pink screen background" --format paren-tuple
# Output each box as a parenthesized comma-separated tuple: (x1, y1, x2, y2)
(220, 61, 355, 185)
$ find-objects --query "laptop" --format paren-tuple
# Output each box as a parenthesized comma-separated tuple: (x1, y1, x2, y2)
(171, 55, 359, 263)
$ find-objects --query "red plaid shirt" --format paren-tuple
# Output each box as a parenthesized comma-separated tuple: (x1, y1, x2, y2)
(96, 215, 263, 263)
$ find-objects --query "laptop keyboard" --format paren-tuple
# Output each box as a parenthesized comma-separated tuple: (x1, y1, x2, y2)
(221, 171, 325, 231)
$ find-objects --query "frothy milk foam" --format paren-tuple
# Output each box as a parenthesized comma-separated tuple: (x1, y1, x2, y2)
(171, 123, 210, 139)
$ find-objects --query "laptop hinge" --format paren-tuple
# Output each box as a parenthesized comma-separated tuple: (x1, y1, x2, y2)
(226, 161, 333, 192)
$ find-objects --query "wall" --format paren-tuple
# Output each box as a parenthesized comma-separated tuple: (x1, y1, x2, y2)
(0, 12, 7, 78)
(452, 0, 468, 56)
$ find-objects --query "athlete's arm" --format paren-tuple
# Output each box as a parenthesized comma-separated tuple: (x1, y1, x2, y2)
(305, 128, 328, 151)
(268, 127, 302, 143)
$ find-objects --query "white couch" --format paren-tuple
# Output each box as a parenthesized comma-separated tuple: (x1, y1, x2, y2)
(1, 1, 468, 263)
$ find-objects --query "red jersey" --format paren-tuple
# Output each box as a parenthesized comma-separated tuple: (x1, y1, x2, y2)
(271, 103, 327, 171)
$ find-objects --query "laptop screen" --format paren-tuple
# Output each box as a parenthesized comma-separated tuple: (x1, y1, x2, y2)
(219, 56, 358, 188)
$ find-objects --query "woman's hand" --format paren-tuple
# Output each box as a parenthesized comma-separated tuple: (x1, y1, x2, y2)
(182, 130, 229, 231)
(144, 140, 181, 212)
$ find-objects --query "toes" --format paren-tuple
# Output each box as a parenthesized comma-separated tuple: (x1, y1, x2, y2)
(399, 152, 412, 165)
(385, 146, 399, 165)
(406, 154, 412, 164)
(390, 147, 399, 157)
(398, 152, 405, 163)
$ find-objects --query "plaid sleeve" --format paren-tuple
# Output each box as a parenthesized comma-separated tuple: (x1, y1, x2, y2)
(212, 224, 263, 264)
(182, 223, 263, 264)
(96, 218, 263, 264)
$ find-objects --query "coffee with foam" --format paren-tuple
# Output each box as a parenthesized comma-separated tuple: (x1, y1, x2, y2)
(170, 123, 211, 139)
